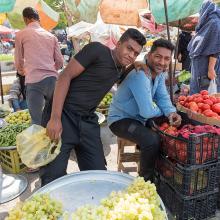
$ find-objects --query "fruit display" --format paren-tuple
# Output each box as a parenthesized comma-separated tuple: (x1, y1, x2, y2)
(178, 90, 220, 119)
(157, 122, 220, 164)
(6, 194, 63, 220)
(6, 177, 166, 220)
(71, 177, 166, 220)
(177, 70, 191, 83)
(0, 124, 29, 147)
(98, 92, 113, 108)
(5, 110, 31, 125)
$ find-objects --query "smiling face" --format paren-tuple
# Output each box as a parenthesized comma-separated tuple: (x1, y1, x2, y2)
(115, 38, 143, 67)
(147, 47, 172, 74)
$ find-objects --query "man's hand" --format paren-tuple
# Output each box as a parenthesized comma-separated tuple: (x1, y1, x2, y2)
(178, 54, 182, 63)
(208, 68, 216, 80)
(134, 61, 149, 73)
(168, 112, 182, 127)
(46, 117, 62, 143)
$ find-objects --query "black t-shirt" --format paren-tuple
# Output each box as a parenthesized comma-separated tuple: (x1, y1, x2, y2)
(64, 42, 122, 115)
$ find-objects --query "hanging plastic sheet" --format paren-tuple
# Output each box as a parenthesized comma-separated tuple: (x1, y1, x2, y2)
(0, 0, 15, 13)
(150, 0, 203, 24)
(65, 0, 102, 24)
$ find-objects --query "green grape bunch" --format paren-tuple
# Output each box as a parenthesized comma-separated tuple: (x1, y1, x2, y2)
(6, 194, 63, 220)
(71, 177, 166, 220)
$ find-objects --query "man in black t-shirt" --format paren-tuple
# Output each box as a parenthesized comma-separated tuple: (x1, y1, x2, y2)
(41, 28, 146, 186)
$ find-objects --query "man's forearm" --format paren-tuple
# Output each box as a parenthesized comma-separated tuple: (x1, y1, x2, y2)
(50, 73, 71, 120)
(208, 56, 217, 71)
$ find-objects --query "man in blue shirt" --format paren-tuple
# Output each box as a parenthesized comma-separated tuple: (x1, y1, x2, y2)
(108, 39, 182, 181)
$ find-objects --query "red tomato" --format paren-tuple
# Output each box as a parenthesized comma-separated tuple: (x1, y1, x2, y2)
(216, 97, 220, 103)
(186, 96, 194, 102)
(202, 95, 210, 100)
(200, 90, 209, 95)
(203, 109, 218, 117)
(210, 96, 217, 104)
(201, 103, 211, 111)
(203, 109, 214, 117)
(179, 101, 185, 105)
(212, 103, 220, 114)
(197, 102, 204, 108)
(194, 97, 204, 103)
(184, 103, 190, 108)
(178, 95, 187, 102)
(203, 99, 213, 106)
(189, 102, 199, 112)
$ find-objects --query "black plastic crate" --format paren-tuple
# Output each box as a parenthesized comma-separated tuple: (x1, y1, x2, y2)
(156, 156, 220, 196)
(153, 117, 220, 166)
(156, 176, 218, 220)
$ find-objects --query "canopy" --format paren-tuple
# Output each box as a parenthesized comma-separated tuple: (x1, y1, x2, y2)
(0, 0, 16, 13)
(7, 0, 59, 30)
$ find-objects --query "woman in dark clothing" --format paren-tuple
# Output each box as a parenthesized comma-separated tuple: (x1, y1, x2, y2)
(177, 31, 192, 71)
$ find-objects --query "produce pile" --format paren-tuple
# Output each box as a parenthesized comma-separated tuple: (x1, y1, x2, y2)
(5, 110, 31, 125)
(177, 70, 191, 83)
(71, 177, 166, 220)
(6, 194, 63, 220)
(98, 92, 113, 108)
(0, 124, 29, 147)
(6, 178, 166, 220)
(178, 90, 220, 119)
(158, 122, 219, 164)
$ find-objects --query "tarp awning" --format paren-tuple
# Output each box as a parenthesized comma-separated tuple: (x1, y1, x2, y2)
(0, 0, 16, 13)
(149, 0, 203, 24)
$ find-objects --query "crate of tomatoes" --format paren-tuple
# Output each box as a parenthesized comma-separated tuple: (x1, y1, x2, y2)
(156, 155, 220, 196)
(177, 90, 220, 127)
(154, 118, 220, 165)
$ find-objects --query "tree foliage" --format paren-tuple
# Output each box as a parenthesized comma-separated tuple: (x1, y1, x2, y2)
(44, 0, 67, 29)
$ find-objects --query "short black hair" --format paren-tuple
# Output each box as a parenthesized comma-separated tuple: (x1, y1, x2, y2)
(119, 28, 146, 47)
(150, 38, 174, 53)
(22, 7, 39, 21)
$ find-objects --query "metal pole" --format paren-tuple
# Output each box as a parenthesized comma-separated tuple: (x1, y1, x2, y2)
(0, 63, 4, 104)
(173, 20, 181, 76)
(163, 0, 173, 103)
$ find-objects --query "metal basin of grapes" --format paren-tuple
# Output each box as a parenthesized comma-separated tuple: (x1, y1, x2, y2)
(32, 170, 168, 219)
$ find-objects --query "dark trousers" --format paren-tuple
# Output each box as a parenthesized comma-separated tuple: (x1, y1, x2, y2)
(109, 118, 160, 181)
(40, 109, 106, 186)
(26, 77, 56, 125)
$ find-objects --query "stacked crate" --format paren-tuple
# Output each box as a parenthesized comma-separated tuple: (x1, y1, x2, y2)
(154, 119, 220, 220)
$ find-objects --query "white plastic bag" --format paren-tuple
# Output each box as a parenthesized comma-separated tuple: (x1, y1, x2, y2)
(208, 79, 217, 94)
(16, 125, 61, 169)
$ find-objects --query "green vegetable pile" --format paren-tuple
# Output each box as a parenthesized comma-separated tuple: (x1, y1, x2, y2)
(0, 124, 29, 147)
(177, 70, 191, 83)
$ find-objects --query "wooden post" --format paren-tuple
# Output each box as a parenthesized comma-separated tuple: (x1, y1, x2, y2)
(0, 63, 4, 104)
(163, 0, 173, 103)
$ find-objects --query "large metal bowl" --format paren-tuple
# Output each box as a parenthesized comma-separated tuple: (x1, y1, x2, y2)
(32, 170, 168, 219)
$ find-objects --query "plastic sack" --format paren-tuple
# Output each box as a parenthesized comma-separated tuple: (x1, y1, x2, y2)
(16, 125, 61, 169)
(208, 79, 217, 94)
(65, 0, 101, 24)
(100, 0, 147, 26)
(150, 0, 203, 24)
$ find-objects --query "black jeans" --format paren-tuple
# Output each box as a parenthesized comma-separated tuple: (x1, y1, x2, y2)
(40, 109, 106, 186)
(110, 118, 160, 181)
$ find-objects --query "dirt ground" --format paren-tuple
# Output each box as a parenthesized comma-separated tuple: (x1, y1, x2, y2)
(0, 125, 220, 220)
